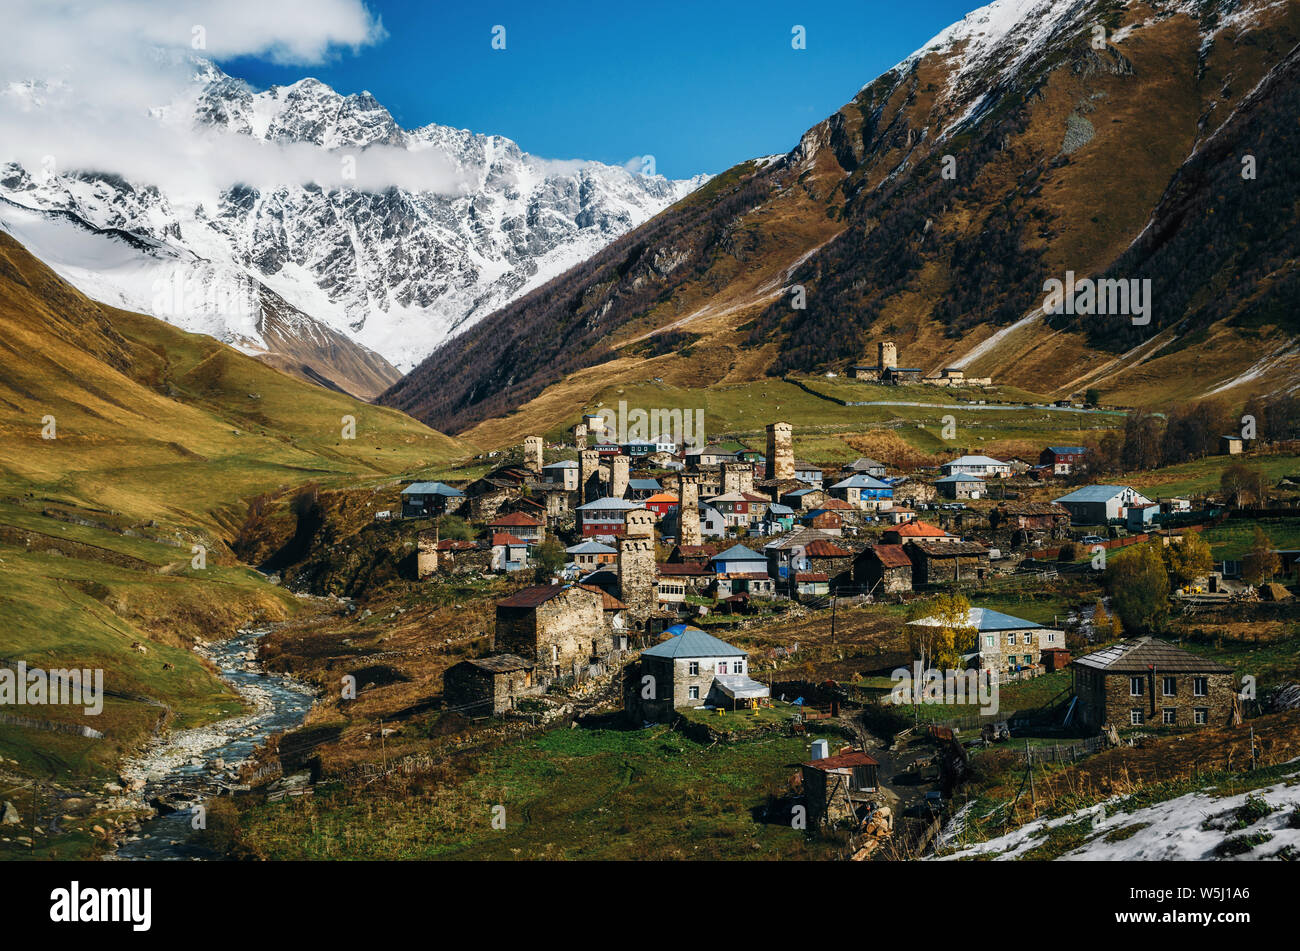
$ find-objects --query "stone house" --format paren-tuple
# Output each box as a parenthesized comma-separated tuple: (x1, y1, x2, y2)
(1071, 637, 1236, 730)
(909, 607, 1064, 679)
(853, 544, 913, 594)
(488, 532, 530, 572)
(883, 520, 956, 545)
(442, 654, 537, 716)
(829, 474, 893, 510)
(935, 473, 985, 500)
(991, 501, 1071, 536)
(801, 750, 880, 827)
(495, 583, 611, 676)
(488, 511, 545, 543)
(400, 481, 465, 519)
(905, 540, 990, 586)
(842, 457, 887, 479)
(540, 460, 580, 491)
(781, 487, 827, 512)
(801, 538, 857, 586)
(566, 540, 617, 570)
(626, 626, 768, 722)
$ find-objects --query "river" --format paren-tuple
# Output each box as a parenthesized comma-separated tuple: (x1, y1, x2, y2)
(109, 627, 315, 861)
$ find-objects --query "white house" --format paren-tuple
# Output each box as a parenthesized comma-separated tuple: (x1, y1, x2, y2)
(941, 455, 1012, 478)
(1054, 485, 1153, 524)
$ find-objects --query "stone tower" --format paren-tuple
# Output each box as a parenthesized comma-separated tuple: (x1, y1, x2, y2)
(617, 535, 658, 621)
(579, 449, 601, 505)
(573, 424, 588, 451)
(722, 461, 754, 496)
(879, 341, 898, 371)
(677, 473, 702, 546)
(523, 435, 543, 473)
(611, 455, 630, 499)
(624, 508, 655, 539)
(765, 422, 794, 482)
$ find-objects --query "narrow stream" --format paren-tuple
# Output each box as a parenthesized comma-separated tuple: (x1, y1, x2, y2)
(109, 627, 315, 861)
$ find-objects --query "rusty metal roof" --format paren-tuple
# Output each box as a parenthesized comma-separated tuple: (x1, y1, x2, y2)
(803, 750, 879, 771)
(867, 544, 912, 568)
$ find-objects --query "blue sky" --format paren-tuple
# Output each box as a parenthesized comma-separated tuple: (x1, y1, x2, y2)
(218, 0, 977, 180)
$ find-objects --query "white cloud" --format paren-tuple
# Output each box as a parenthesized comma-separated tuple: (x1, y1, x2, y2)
(0, 0, 472, 198)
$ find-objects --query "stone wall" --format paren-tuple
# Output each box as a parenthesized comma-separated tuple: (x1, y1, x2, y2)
(496, 587, 608, 673)
(678, 473, 702, 546)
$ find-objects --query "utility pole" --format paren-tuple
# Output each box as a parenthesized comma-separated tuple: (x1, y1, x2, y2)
(1027, 742, 1036, 816)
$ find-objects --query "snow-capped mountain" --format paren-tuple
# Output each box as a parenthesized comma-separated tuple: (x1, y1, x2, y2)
(0, 60, 707, 388)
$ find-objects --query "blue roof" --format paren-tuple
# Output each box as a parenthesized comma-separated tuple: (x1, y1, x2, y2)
(576, 497, 641, 510)
(710, 543, 766, 563)
(641, 626, 746, 659)
(566, 541, 617, 554)
(628, 479, 662, 490)
(542, 460, 578, 469)
(831, 474, 892, 490)
(1046, 446, 1087, 454)
(1054, 485, 1135, 503)
(785, 488, 816, 497)
(935, 473, 985, 483)
(767, 504, 795, 516)
(909, 607, 1043, 632)
(401, 481, 464, 497)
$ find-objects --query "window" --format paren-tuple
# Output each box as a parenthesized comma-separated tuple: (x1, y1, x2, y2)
(688, 661, 699, 676)
(732, 660, 743, 674)
(1162, 708, 1176, 725)
(1194, 707, 1208, 725)
(1130, 676, 1145, 696)
(1023, 655, 1032, 665)
(1131, 709, 1144, 725)
(1193, 677, 1208, 697)
(688, 686, 699, 700)
(1163, 676, 1176, 697)
(717, 662, 728, 674)
(1047, 632, 1056, 643)
(985, 635, 995, 647)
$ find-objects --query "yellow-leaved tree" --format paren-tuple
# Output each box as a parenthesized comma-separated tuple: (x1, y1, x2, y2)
(906, 591, 976, 672)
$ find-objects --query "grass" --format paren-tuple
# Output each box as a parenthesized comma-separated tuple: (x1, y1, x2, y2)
(225, 724, 839, 860)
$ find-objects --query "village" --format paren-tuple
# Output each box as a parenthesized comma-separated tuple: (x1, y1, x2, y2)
(262, 400, 1300, 861)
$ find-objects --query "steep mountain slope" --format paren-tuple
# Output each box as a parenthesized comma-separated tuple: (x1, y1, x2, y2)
(0, 61, 705, 376)
(0, 229, 465, 532)
(0, 229, 467, 831)
(383, 0, 1300, 439)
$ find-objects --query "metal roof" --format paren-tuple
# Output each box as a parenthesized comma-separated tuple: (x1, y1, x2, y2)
(943, 455, 1009, 467)
(641, 627, 746, 659)
(831, 474, 893, 490)
(542, 460, 579, 469)
(935, 473, 986, 483)
(401, 481, 464, 496)
(710, 543, 767, 562)
(566, 541, 617, 554)
(713, 675, 771, 700)
(1072, 637, 1232, 673)
(908, 607, 1043, 632)
(576, 497, 642, 511)
(803, 750, 880, 771)
(1054, 485, 1141, 503)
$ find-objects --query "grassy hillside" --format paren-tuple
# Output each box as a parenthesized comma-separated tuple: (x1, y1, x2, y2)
(0, 231, 468, 855)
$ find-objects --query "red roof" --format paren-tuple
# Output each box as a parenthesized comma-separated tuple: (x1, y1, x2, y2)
(575, 584, 628, 611)
(658, 562, 712, 576)
(795, 572, 829, 582)
(819, 498, 853, 510)
(895, 520, 949, 537)
(490, 532, 527, 546)
(489, 512, 542, 527)
(870, 544, 912, 568)
(804, 539, 851, 557)
(803, 750, 879, 771)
